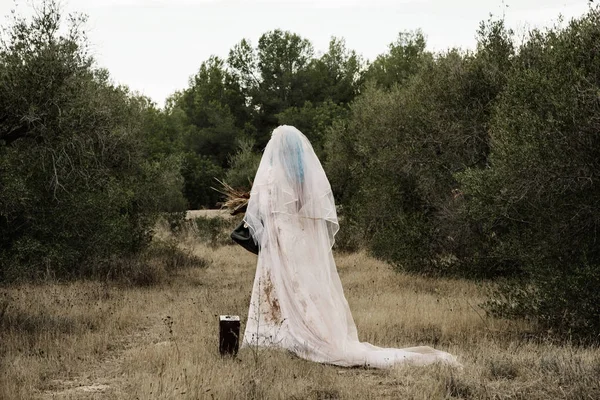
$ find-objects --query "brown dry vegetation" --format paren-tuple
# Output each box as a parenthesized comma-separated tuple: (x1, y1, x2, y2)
(1, 220, 599, 399)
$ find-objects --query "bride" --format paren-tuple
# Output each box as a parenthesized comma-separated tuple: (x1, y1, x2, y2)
(241, 125, 459, 368)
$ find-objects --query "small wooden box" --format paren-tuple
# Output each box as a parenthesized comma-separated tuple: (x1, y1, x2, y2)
(219, 315, 240, 356)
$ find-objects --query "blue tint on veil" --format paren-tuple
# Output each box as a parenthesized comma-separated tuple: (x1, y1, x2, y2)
(284, 131, 305, 184)
(270, 126, 305, 185)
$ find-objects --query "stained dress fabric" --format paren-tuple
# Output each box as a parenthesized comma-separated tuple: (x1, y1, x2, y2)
(241, 125, 460, 368)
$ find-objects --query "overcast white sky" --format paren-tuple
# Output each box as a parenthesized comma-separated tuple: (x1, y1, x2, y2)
(0, 0, 592, 106)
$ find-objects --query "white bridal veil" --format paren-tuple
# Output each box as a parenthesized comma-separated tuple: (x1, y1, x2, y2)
(242, 125, 459, 368)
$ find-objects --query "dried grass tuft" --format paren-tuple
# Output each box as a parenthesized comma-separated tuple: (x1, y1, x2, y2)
(212, 178, 251, 215)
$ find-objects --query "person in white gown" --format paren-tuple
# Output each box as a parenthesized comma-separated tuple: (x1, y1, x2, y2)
(241, 125, 460, 368)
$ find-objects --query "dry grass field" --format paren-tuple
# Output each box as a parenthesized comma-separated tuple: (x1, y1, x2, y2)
(1, 217, 599, 399)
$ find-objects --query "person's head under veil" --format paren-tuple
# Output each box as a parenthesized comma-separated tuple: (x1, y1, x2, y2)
(270, 125, 306, 185)
(270, 126, 307, 210)
(245, 125, 339, 248)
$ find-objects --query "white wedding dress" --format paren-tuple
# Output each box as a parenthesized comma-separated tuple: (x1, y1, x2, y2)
(241, 125, 459, 368)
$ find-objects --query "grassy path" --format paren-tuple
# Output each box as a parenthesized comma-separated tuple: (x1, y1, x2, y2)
(1, 235, 599, 399)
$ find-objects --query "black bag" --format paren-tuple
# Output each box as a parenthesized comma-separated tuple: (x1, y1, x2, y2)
(231, 220, 259, 254)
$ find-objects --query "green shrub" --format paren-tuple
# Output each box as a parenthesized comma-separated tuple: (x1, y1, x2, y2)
(161, 211, 188, 235)
(0, 2, 183, 281)
(461, 8, 600, 339)
(181, 153, 223, 209)
(325, 20, 513, 275)
(103, 238, 209, 286)
(225, 138, 261, 190)
(193, 216, 239, 247)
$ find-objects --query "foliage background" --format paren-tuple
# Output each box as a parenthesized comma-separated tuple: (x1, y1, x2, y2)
(1, 1, 599, 340)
